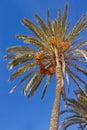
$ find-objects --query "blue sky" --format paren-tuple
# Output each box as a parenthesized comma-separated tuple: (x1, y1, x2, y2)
(0, 0, 87, 130)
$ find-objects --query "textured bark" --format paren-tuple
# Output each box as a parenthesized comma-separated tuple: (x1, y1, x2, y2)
(49, 48, 64, 130)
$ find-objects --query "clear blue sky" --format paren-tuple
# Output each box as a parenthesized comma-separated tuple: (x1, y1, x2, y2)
(0, 0, 87, 130)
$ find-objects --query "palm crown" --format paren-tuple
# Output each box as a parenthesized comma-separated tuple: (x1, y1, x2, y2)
(60, 87, 87, 130)
(5, 4, 87, 99)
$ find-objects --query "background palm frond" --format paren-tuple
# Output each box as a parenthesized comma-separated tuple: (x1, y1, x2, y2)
(60, 87, 87, 130)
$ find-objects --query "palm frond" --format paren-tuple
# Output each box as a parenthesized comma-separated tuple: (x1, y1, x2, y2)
(41, 75, 52, 99)
(76, 49, 87, 60)
(62, 116, 85, 129)
(60, 109, 78, 115)
(28, 73, 44, 97)
(66, 14, 87, 42)
(74, 40, 87, 49)
(62, 4, 68, 27)
(74, 87, 87, 98)
(35, 14, 51, 37)
(62, 3, 68, 39)
(56, 9, 65, 41)
(9, 62, 37, 82)
(22, 18, 49, 41)
(6, 46, 35, 52)
(9, 71, 35, 93)
(47, 9, 54, 35)
(70, 62, 87, 76)
(57, 9, 61, 26)
(22, 72, 39, 95)
(60, 85, 87, 130)
(67, 99, 86, 111)
(66, 66, 85, 91)
(4, 54, 16, 59)
(4, 46, 36, 60)
(77, 94, 87, 107)
(16, 34, 48, 49)
(8, 52, 35, 68)
(53, 19, 58, 37)
(66, 66, 87, 85)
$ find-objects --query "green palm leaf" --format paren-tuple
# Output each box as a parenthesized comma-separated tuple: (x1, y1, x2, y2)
(74, 40, 87, 49)
(77, 94, 87, 107)
(8, 52, 35, 68)
(70, 63, 87, 76)
(28, 73, 44, 97)
(22, 71, 39, 95)
(7, 46, 35, 52)
(22, 18, 49, 41)
(41, 75, 52, 99)
(60, 87, 87, 129)
(9, 71, 35, 93)
(17, 34, 47, 49)
(67, 14, 87, 42)
(9, 62, 36, 82)
(47, 9, 54, 35)
(35, 14, 51, 37)
(62, 4, 68, 27)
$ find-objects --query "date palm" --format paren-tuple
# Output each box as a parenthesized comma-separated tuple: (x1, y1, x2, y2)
(4, 4, 87, 130)
(60, 87, 87, 130)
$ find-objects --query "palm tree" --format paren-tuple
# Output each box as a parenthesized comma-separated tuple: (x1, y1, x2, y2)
(60, 87, 87, 130)
(4, 4, 87, 130)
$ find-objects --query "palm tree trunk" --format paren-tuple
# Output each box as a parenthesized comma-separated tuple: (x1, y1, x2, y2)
(49, 48, 64, 130)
